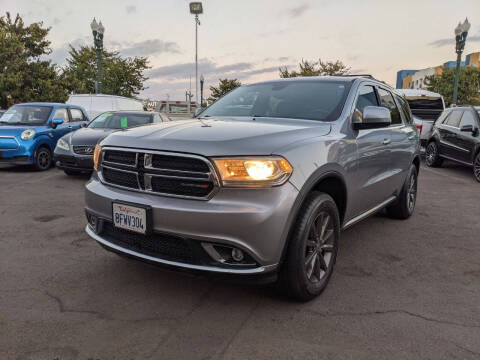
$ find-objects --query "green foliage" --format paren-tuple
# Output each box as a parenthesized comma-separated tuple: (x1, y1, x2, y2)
(426, 67, 480, 106)
(0, 12, 68, 108)
(279, 59, 350, 78)
(208, 78, 241, 103)
(62, 45, 150, 98)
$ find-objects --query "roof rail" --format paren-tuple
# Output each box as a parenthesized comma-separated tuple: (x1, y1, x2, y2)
(340, 74, 375, 79)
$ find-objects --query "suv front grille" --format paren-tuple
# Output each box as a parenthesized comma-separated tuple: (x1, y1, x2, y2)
(73, 145, 95, 155)
(99, 149, 217, 199)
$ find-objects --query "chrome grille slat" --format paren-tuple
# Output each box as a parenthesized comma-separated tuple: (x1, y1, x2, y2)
(72, 145, 95, 155)
(99, 148, 218, 200)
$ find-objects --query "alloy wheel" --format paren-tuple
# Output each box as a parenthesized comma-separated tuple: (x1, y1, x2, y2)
(474, 155, 480, 182)
(304, 211, 335, 283)
(426, 143, 437, 166)
(37, 150, 51, 170)
(407, 172, 417, 213)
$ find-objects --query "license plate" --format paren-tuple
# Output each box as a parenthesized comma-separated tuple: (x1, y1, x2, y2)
(112, 203, 147, 234)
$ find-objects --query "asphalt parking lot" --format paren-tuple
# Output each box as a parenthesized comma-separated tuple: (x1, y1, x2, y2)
(1, 160, 479, 360)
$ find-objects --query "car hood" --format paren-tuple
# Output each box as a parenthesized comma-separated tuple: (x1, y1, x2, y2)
(68, 127, 118, 146)
(101, 117, 331, 156)
(0, 124, 47, 136)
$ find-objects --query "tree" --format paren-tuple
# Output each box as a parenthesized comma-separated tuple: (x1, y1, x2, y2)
(279, 59, 350, 78)
(208, 78, 241, 103)
(0, 12, 68, 108)
(426, 67, 480, 106)
(61, 45, 150, 98)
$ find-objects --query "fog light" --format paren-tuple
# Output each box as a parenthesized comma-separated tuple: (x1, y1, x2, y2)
(231, 248, 244, 262)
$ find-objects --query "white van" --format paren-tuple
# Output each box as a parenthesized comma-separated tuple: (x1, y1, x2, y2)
(66, 94, 144, 120)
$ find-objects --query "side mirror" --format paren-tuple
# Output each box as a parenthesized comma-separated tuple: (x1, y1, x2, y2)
(194, 108, 205, 117)
(51, 118, 64, 129)
(80, 122, 87, 128)
(353, 106, 391, 130)
(460, 124, 479, 136)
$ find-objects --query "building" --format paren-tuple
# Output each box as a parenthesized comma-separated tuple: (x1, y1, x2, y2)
(396, 51, 480, 89)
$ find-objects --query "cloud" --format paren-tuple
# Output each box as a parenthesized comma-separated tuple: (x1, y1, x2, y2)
(126, 5, 136, 13)
(288, 3, 311, 18)
(429, 34, 480, 47)
(118, 39, 182, 57)
(48, 37, 89, 65)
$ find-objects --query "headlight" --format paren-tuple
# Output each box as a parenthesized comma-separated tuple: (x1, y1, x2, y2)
(56, 138, 70, 151)
(20, 129, 35, 140)
(93, 145, 102, 171)
(213, 157, 293, 187)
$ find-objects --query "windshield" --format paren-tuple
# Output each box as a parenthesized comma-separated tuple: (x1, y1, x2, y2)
(0, 105, 52, 125)
(88, 112, 153, 129)
(200, 80, 351, 121)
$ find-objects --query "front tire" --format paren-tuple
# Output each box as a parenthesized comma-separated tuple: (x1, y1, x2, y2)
(280, 192, 340, 301)
(34, 147, 52, 171)
(425, 141, 443, 167)
(387, 164, 418, 219)
(473, 152, 480, 183)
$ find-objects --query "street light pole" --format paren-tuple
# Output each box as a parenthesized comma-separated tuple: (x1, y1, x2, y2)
(90, 18, 105, 94)
(200, 74, 204, 107)
(452, 18, 470, 105)
(190, 2, 203, 106)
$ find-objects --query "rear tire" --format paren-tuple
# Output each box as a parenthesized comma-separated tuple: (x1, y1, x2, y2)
(279, 192, 340, 301)
(473, 152, 480, 183)
(34, 147, 52, 171)
(425, 141, 443, 167)
(387, 164, 418, 219)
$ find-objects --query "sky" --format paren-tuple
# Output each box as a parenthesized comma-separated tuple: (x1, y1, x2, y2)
(3, 0, 480, 101)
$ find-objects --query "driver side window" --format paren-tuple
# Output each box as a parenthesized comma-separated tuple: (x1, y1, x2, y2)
(354, 85, 379, 123)
(52, 108, 69, 123)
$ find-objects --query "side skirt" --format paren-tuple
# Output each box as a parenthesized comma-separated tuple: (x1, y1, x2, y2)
(342, 196, 396, 230)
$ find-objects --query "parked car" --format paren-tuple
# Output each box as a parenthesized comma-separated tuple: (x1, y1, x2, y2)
(84, 76, 420, 300)
(397, 89, 445, 146)
(0, 103, 88, 170)
(54, 111, 170, 176)
(66, 94, 144, 120)
(0, 110, 6, 117)
(425, 106, 480, 182)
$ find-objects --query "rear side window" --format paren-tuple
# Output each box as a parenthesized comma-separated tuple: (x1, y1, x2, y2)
(69, 108, 84, 122)
(353, 85, 379, 123)
(459, 110, 477, 128)
(445, 110, 463, 127)
(395, 95, 413, 124)
(378, 88, 402, 125)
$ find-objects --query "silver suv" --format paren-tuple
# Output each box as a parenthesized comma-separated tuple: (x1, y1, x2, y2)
(85, 76, 420, 300)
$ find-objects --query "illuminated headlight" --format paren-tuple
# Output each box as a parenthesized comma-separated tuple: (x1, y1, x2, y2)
(213, 157, 293, 187)
(93, 145, 102, 171)
(20, 129, 35, 140)
(56, 138, 70, 151)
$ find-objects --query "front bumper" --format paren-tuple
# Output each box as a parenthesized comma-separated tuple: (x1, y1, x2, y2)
(84, 176, 299, 275)
(0, 137, 35, 164)
(54, 149, 93, 172)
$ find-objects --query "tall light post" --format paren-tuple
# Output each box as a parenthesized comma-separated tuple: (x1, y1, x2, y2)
(200, 74, 204, 107)
(452, 18, 470, 105)
(90, 18, 105, 94)
(189, 2, 203, 105)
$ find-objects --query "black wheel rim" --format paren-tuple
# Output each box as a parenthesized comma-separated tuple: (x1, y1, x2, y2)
(426, 143, 436, 166)
(38, 150, 50, 169)
(407, 172, 417, 213)
(304, 211, 335, 283)
(474, 156, 480, 181)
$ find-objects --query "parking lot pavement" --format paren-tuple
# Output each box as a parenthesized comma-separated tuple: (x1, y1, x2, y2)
(1, 160, 479, 360)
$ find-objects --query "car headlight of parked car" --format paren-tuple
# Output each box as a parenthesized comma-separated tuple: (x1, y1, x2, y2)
(213, 156, 293, 187)
(56, 138, 70, 151)
(20, 129, 35, 140)
(93, 145, 102, 171)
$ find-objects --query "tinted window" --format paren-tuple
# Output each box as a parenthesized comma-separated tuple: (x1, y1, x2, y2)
(88, 112, 153, 129)
(445, 110, 463, 127)
(0, 105, 52, 125)
(406, 98, 444, 110)
(353, 85, 379, 122)
(70, 108, 84, 122)
(459, 110, 477, 128)
(201, 81, 352, 122)
(53, 108, 69, 123)
(436, 110, 451, 124)
(395, 95, 413, 124)
(378, 88, 402, 125)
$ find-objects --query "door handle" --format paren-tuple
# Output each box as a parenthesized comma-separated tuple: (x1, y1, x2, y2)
(382, 139, 391, 145)
(408, 134, 415, 140)
(67, 126, 73, 129)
